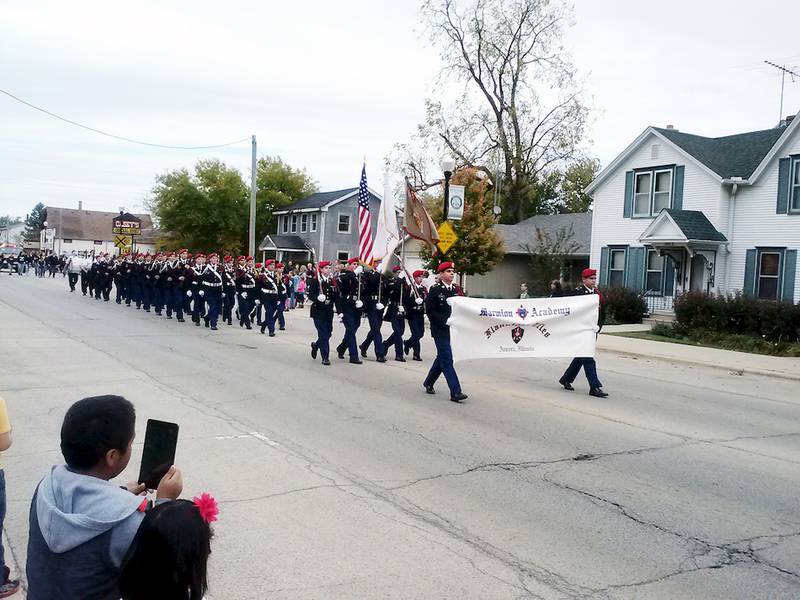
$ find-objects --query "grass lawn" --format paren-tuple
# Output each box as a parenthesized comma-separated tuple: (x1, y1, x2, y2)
(607, 330, 800, 357)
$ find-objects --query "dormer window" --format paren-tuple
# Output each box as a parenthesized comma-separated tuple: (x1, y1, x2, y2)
(792, 157, 800, 212)
(633, 168, 673, 217)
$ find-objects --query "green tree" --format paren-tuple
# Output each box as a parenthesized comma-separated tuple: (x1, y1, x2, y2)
(557, 157, 600, 214)
(147, 160, 249, 255)
(23, 202, 46, 241)
(255, 156, 318, 244)
(0, 216, 22, 228)
(419, 168, 504, 277)
(524, 225, 580, 296)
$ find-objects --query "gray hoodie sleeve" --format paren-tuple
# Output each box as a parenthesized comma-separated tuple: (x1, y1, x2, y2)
(109, 509, 146, 568)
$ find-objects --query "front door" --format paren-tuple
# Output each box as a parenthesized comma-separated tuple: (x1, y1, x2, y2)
(690, 254, 706, 292)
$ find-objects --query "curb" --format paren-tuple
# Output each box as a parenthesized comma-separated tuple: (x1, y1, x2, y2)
(598, 346, 800, 383)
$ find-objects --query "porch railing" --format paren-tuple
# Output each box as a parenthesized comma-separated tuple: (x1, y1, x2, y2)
(643, 290, 674, 315)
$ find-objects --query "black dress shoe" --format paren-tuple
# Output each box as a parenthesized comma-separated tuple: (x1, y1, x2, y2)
(412, 355, 422, 362)
(321, 359, 331, 365)
(210, 325, 218, 331)
(311, 343, 318, 360)
(177, 318, 185, 323)
(376, 356, 387, 363)
(450, 392, 468, 403)
(395, 357, 406, 362)
(245, 324, 251, 330)
(166, 315, 173, 319)
(558, 377, 575, 391)
(424, 384, 435, 394)
(338, 352, 345, 360)
(195, 322, 201, 326)
(269, 332, 275, 337)
(360, 347, 368, 358)
(589, 387, 609, 398)
(349, 358, 363, 364)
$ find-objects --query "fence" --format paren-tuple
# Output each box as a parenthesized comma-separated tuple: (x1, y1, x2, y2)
(643, 290, 674, 315)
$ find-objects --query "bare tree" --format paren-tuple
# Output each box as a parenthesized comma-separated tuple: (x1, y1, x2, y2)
(523, 224, 580, 296)
(397, 0, 588, 221)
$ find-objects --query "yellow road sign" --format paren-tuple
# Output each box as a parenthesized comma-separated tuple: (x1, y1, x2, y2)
(113, 235, 132, 249)
(436, 221, 458, 254)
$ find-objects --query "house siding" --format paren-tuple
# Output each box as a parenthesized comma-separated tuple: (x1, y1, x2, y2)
(320, 194, 381, 261)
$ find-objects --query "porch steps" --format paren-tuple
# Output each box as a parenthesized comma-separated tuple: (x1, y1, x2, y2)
(644, 312, 676, 327)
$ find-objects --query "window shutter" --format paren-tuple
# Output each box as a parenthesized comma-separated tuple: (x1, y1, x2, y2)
(743, 249, 757, 297)
(782, 249, 797, 302)
(625, 246, 645, 291)
(777, 158, 790, 214)
(623, 171, 634, 218)
(663, 256, 675, 296)
(672, 165, 685, 210)
(599, 247, 609, 286)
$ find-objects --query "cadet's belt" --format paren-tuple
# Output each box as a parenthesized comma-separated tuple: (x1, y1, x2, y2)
(202, 281, 222, 287)
(261, 289, 277, 294)
(240, 284, 255, 289)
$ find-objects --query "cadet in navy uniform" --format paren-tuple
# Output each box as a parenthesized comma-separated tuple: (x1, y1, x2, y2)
(383, 266, 409, 362)
(221, 255, 236, 326)
(335, 257, 363, 364)
(358, 262, 387, 362)
(558, 268, 609, 397)
(403, 269, 428, 361)
(235, 256, 256, 329)
(423, 262, 468, 402)
(189, 254, 206, 325)
(308, 261, 335, 365)
(259, 260, 279, 336)
(200, 253, 224, 330)
(274, 263, 288, 331)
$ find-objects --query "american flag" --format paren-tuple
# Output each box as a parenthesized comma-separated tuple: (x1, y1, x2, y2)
(357, 164, 375, 265)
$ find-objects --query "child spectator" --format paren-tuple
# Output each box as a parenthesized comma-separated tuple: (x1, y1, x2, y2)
(0, 396, 20, 598)
(119, 494, 217, 600)
(26, 395, 183, 600)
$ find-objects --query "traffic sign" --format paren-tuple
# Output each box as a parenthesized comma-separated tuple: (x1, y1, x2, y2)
(113, 235, 132, 249)
(436, 221, 458, 254)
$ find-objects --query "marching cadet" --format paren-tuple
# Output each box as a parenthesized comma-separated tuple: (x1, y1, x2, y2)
(179, 251, 193, 318)
(132, 253, 145, 308)
(152, 253, 167, 315)
(358, 262, 387, 362)
(258, 260, 279, 336)
(221, 255, 236, 326)
(165, 252, 184, 321)
(200, 253, 224, 330)
(308, 261, 335, 365)
(403, 270, 428, 361)
(189, 253, 206, 326)
(383, 266, 409, 362)
(79, 252, 92, 296)
(423, 262, 468, 403)
(109, 255, 122, 303)
(335, 257, 363, 364)
(141, 253, 156, 312)
(89, 254, 104, 301)
(235, 256, 256, 330)
(558, 268, 609, 398)
(274, 263, 288, 331)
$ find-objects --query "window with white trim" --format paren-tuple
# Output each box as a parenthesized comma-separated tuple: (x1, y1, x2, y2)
(633, 168, 673, 217)
(633, 172, 651, 217)
(310, 213, 318, 232)
(791, 157, 800, 212)
(652, 170, 672, 213)
(337, 250, 349, 261)
(338, 213, 351, 233)
(281, 217, 288, 234)
(756, 251, 781, 300)
(645, 249, 664, 293)
(300, 214, 308, 233)
(290, 215, 298, 233)
(609, 249, 626, 287)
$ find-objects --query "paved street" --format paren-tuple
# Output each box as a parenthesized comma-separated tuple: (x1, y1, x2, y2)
(1, 274, 799, 599)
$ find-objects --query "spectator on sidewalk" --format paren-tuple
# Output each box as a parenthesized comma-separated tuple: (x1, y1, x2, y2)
(296, 273, 307, 308)
(549, 280, 564, 297)
(519, 283, 530, 299)
(119, 494, 217, 600)
(0, 396, 20, 598)
(26, 395, 183, 600)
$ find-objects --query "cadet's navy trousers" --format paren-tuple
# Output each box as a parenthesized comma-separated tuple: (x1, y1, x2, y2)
(424, 335, 461, 396)
(561, 357, 602, 388)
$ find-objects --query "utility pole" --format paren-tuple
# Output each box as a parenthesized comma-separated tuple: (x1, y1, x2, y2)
(248, 135, 257, 257)
(764, 61, 799, 123)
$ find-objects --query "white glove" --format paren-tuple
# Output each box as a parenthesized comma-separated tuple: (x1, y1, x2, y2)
(375, 302, 384, 311)
(317, 294, 326, 302)
(199, 290, 205, 297)
(398, 306, 405, 315)
(415, 297, 423, 305)
(186, 290, 192, 297)
(355, 299, 364, 309)
(592, 324, 600, 333)
(242, 292, 248, 299)
(255, 299, 261, 305)
(398, 271, 406, 279)
(354, 266, 363, 275)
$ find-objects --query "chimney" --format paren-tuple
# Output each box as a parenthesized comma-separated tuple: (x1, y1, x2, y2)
(78, 201, 82, 211)
(665, 124, 676, 130)
(786, 115, 795, 126)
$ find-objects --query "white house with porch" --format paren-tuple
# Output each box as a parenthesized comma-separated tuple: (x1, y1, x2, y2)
(586, 112, 800, 313)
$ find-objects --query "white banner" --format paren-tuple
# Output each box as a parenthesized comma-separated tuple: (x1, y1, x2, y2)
(447, 184, 465, 220)
(374, 170, 401, 273)
(448, 295, 599, 363)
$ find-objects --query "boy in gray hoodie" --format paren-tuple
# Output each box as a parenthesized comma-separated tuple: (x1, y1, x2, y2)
(26, 395, 182, 600)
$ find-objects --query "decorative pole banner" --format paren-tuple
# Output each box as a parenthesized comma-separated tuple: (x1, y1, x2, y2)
(447, 295, 599, 363)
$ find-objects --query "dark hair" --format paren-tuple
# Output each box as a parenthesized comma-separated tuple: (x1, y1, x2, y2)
(60, 395, 136, 471)
(119, 500, 212, 600)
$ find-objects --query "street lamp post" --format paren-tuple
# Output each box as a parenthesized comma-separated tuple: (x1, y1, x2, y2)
(440, 156, 455, 221)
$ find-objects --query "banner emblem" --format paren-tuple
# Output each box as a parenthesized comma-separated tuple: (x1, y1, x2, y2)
(511, 326, 524, 344)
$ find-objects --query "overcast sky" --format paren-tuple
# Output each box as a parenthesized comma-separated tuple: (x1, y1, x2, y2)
(2, 0, 799, 219)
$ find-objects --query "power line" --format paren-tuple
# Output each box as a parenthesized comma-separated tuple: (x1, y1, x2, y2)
(0, 88, 250, 150)
(763, 61, 800, 123)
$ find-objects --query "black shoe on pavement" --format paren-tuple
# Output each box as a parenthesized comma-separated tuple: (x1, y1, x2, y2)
(279, 326, 285, 331)
(360, 346, 368, 358)
(338, 351, 345, 359)
(395, 357, 406, 362)
(589, 387, 609, 398)
(269, 332, 275, 337)
(210, 325, 218, 331)
(376, 356, 387, 363)
(195, 322, 201, 326)
(321, 359, 331, 366)
(450, 392, 468, 403)
(245, 324, 251, 330)
(558, 377, 575, 391)
(413, 355, 422, 362)
(311, 343, 318, 360)
(349, 358, 363, 364)
(424, 384, 435, 395)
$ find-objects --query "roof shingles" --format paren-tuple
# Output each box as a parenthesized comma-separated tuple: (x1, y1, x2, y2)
(664, 209, 727, 242)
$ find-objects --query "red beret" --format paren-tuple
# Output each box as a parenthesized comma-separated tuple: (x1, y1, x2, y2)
(223, 255, 233, 262)
(208, 253, 219, 259)
(168, 252, 176, 257)
(237, 255, 246, 262)
(437, 261, 454, 273)
(392, 266, 402, 272)
(264, 259, 275, 266)
(195, 253, 205, 258)
(246, 256, 253, 261)
(347, 257, 359, 265)
(581, 268, 597, 278)
(255, 262, 263, 269)
(185, 252, 193, 258)
(318, 261, 331, 268)
(413, 270, 425, 278)
(275, 263, 284, 269)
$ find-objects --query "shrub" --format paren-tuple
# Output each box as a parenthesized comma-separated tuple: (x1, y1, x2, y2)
(674, 292, 800, 343)
(601, 287, 647, 324)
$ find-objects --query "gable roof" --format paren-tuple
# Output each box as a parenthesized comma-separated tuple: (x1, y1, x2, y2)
(639, 209, 727, 245)
(273, 187, 382, 215)
(494, 212, 591, 256)
(258, 234, 311, 252)
(652, 126, 787, 179)
(44, 207, 156, 244)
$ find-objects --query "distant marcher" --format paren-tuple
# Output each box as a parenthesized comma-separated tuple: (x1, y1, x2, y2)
(0, 396, 20, 597)
(519, 283, 530, 299)
(119, 495, 216, 600)
(549, 280, 564, 297)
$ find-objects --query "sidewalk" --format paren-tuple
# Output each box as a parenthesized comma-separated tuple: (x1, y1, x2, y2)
(597, 328, 800, 382)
